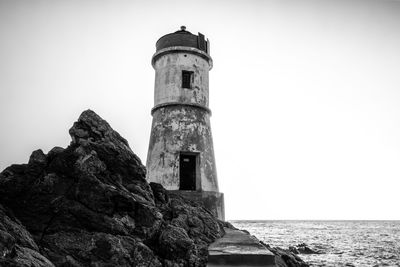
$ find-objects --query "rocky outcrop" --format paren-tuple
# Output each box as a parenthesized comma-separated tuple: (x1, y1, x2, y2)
(289, 243, 320, 255)
(0, 110, 226, 266)
(0, 109, 309, 267)
(264, 243, 310, 267)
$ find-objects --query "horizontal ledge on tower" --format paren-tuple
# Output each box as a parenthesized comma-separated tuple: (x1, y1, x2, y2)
(151, 102, 212, 115)
(151, 46, 213, 70)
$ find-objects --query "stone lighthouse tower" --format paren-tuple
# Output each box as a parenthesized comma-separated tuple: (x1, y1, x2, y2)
(146, 26, 224, 220)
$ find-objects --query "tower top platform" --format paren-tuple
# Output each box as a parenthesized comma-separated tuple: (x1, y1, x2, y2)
(155, 26, 210, 55)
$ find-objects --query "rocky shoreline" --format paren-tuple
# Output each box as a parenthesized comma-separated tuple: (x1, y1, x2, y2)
(0, 110, 308, 267)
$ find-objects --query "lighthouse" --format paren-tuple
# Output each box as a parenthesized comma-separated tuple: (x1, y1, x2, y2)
(146, 26, 224, 220)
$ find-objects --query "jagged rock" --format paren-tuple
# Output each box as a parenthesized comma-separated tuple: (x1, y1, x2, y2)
(289, 246, 300, 254)
(291, 243, 320, 255)
(40, 231, 162, 266)
(158, 225, 195, 260)
(0, 109, 225, 267)
(262, 242, 309, 267)
(148, 184, 228, 266)
(0, 204, 54, 267)
(69, 109, 147, 182)
(150, 182, 169, 205)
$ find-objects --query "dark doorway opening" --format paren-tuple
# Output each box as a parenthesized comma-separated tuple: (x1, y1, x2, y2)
(179, 153, 197, 190)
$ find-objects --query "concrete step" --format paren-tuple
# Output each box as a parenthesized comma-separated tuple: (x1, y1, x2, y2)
(208, 228, 276, 266)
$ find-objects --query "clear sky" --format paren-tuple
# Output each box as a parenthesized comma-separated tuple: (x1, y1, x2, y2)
(1, 0, 400, 220)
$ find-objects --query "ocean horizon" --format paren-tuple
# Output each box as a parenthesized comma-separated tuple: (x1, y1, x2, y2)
(230, 220, 400, 267)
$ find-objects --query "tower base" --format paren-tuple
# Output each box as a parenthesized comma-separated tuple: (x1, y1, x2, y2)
(169, 190, 225, 221)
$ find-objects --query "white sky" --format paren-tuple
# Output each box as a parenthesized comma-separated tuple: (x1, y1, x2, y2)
(1, 0, 400, 220)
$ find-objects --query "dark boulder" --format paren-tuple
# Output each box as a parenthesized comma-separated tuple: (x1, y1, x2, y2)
(289, 246, 300, 254)
(0, 109, 225, 267)
(0, 204, 54, 267)
(150, 186, 227, 266)
(291, 243, 320, 255)
(261, 242, 310, 267)
(158, 225, 195, 260)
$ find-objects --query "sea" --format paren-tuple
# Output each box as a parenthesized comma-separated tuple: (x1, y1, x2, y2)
(230, 220, 400, 267)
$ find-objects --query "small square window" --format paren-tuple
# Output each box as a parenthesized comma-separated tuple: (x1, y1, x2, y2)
(182, 70, 193, 89)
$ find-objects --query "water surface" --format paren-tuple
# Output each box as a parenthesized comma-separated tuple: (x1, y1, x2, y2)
(230, 220, 400, 266)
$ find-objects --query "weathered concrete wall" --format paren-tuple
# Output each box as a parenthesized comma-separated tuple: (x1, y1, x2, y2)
(153, 52, 209, 107)
(146, 105, 219, 192)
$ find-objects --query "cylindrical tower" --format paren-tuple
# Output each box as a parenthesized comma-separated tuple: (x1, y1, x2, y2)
(147, 26, 224, 220)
